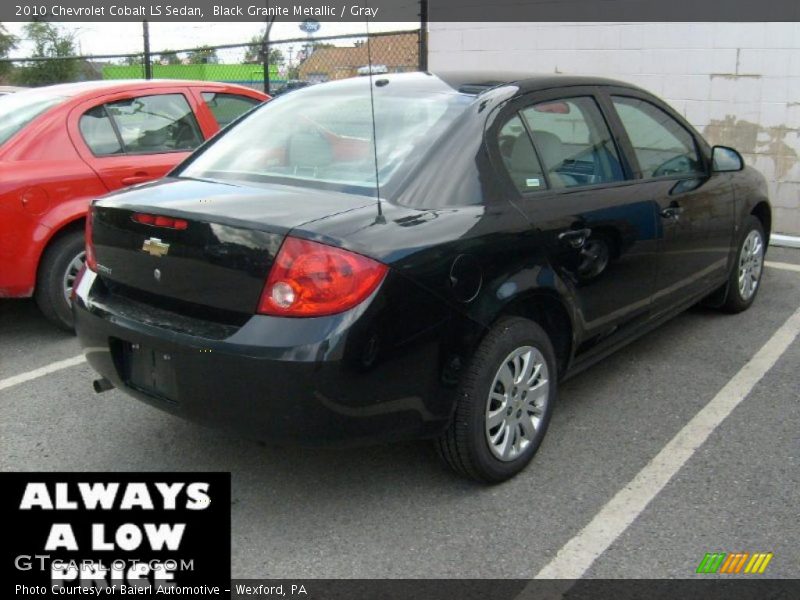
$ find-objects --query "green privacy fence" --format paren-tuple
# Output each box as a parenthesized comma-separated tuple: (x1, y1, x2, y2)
(103, 63, 280, 89)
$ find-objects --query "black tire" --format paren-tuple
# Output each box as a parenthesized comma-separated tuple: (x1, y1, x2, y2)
(720, 216, 766, 314)
(35, 229, 85, 332)
(436, 316, 558, 483)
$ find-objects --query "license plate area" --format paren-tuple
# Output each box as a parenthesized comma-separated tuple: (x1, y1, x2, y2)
(120, 341, 178, 403)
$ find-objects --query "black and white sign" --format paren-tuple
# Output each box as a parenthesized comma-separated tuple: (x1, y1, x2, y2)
(2, 472, 230, 597)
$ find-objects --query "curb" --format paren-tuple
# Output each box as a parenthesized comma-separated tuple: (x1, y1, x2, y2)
(770, 234, 800, 249)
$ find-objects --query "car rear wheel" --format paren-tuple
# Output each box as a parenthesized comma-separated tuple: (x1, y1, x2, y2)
(720, 216, 765, 313)
(436, 316, 557, 483)
(35, 229, 85, 332)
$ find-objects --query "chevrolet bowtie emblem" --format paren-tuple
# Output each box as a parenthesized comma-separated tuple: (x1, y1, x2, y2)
(142, 237, 170, 257)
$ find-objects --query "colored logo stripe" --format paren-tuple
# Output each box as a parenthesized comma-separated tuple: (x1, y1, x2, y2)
(745, 553, 774, 574)
(697, 553, 726, 573)
(720, 553, 749, 573)
(696, 552, 773, 574)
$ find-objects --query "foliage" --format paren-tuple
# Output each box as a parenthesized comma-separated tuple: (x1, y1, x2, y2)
(13, 23, 79, 86)
(285, 65, 300, 80)
(186, 45, 218, 64)
(158, 50, 181, 65)
(0, 23, 17, 80)
(121, 55, 142, 67)
(243, 32, 285, 65)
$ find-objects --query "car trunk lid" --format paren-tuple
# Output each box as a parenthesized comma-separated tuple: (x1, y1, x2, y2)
(91, 177, 374, 316)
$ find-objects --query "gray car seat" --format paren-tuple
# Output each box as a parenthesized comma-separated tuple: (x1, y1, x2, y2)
(531, 130, 578, 188)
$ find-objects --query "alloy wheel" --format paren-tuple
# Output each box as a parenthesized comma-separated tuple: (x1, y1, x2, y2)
(738, 230, 763, 301)
(62, 250, 86, 304)
(485, 345, 550, 461)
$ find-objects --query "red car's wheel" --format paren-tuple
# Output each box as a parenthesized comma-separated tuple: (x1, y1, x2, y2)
(35, 229, 85, 332)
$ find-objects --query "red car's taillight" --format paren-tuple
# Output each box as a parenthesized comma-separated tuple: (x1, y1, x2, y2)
(85, 207, 97, 272)
(258, 237, 388, 317)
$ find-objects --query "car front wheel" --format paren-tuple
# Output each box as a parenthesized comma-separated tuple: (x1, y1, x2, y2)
(35, 229, 85, 331)
(721, 216, 766, 313)
(436, 316, 557, 483)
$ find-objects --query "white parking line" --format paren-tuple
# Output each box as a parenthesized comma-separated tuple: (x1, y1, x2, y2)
(532, 304, 800, 580)
(0, 355, 86, 392)
(766, 261, 800, 273)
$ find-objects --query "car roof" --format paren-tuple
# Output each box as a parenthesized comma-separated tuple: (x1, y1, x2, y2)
(14, 79, 263, 100)
(309, 71, 645, 97)
(435, 71, 645, 94)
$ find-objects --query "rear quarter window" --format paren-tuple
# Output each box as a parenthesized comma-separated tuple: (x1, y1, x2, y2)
(201, 92, 261, 128)
(79, 106, 123, 156)
(497, 114, 546, 193)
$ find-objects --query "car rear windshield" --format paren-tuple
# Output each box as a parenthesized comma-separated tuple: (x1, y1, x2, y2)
(0, 93, 65, 147)
(178, 78, 473, 196)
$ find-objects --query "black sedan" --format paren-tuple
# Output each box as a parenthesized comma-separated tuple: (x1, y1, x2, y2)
(74, 72, 770, 482)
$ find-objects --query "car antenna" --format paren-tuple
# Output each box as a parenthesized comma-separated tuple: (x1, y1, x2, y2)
(364, 9, 386, 224)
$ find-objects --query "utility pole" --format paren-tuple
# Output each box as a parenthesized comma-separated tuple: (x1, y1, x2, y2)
(262, 1, 275, 95)
(142, 20, 152, 79)
(418, 0, 428, 72)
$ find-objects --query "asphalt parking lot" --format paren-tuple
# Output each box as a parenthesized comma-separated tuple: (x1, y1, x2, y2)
(2, 247, 799, 579)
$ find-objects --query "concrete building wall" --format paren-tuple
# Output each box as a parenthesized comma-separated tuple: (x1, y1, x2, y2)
(428, 22, 800, 235)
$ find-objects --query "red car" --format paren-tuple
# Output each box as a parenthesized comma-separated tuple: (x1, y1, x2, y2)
(0, 79, 267, 329)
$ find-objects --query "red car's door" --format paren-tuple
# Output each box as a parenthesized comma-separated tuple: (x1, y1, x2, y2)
(67, 86, 213, 191)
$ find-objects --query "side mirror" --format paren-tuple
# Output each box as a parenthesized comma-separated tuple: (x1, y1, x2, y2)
(712, 146, 744, 172)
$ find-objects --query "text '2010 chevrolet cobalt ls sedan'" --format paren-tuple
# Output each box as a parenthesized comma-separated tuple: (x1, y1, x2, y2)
(74, 72, 770, 482)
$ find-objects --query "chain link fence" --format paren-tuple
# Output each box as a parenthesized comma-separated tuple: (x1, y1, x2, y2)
(0, 29, 423, 95)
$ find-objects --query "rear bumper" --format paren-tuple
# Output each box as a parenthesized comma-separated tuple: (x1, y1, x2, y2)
(73, 269, 453, 446)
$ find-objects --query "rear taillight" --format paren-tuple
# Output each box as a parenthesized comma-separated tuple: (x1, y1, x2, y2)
(258, 237, 388, 317)
(85, 207, 97, 272)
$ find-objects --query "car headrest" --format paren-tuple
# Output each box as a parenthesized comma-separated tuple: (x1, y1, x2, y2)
(531, 130, 565, 171)
(509, 133, 538, 172)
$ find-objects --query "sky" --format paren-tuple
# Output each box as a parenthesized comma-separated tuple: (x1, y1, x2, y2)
(4, 21, 419, 58)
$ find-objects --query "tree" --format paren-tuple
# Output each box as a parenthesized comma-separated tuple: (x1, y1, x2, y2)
(158, 50, 181, 65)
(121, 55, 142, 67)
(186, 45, 218, 64)
(243, 32, 284, 66)
(285, 65, 300, 80)
(296, 42, 333, 64)
(13, 23, 79, 86)
(0, 23, 18, 80)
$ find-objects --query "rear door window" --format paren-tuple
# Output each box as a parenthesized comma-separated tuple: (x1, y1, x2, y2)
(611, 96, 703, 178)
(201, 92, 260, 128)
(104, 94, 204, 154)
(519, 97, 625, 189)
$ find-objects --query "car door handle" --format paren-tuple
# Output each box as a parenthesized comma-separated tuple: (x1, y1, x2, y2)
(121, 173, 151, 186)
(558, 228, 592, 249)
(660, 204, 684, 219)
